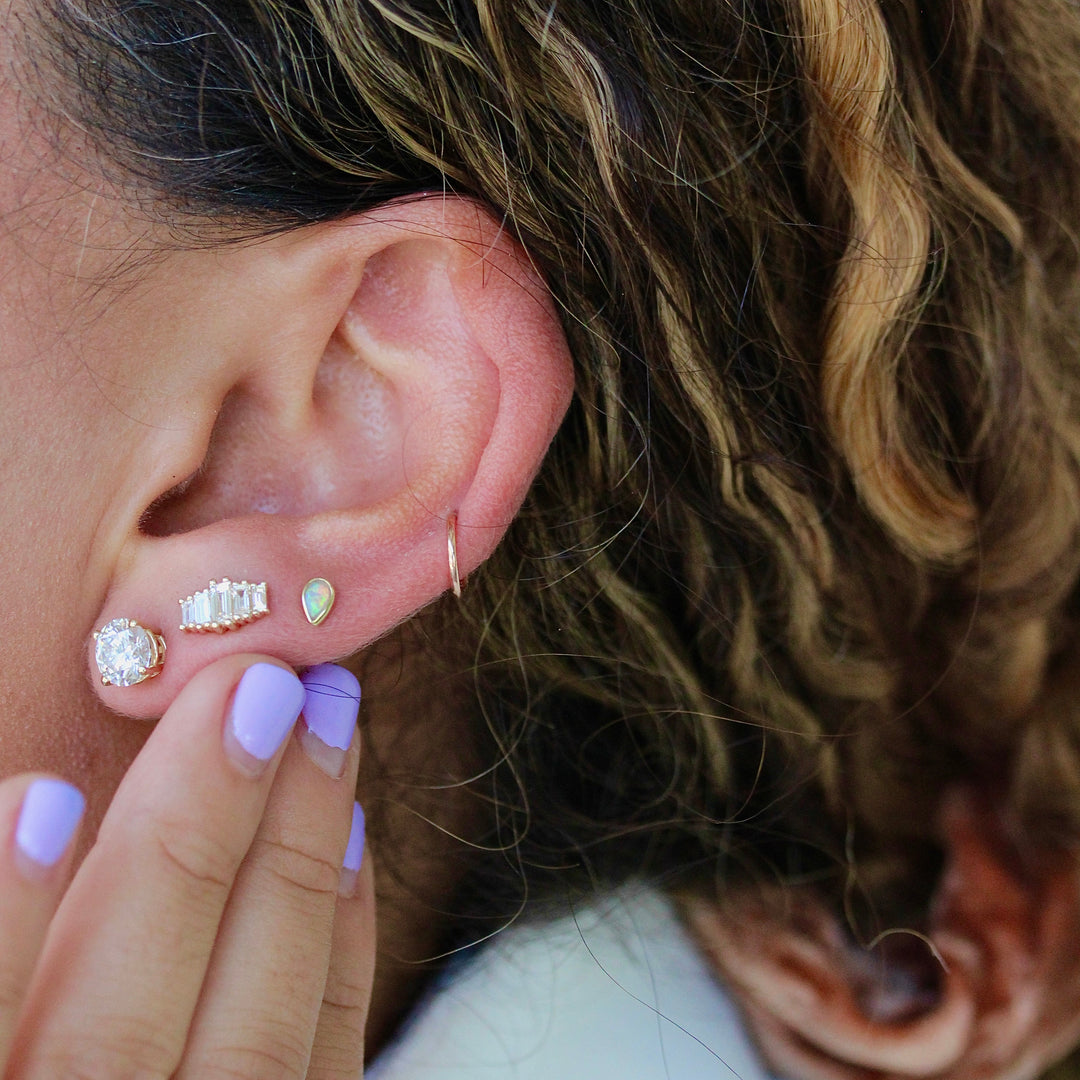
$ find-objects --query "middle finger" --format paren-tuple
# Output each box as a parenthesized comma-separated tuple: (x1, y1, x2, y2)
(177, 666, 362, 1078)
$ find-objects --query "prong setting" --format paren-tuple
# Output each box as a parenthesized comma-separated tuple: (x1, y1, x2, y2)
(94, 618, 166, 687)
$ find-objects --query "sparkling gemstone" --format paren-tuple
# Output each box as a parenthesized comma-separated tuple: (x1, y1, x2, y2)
(180, 579, 269, 632)
(192, 590, 211, 626)
(95, 618, 162, 687)
(302, 578, 334, 626)
(252, 583, 268, 615)
(233, 583, 252, 619)
(212, 580, 234, 623)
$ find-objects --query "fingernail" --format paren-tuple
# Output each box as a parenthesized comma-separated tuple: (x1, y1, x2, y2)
(225, 663, 306, 777)
(15, 779, 85, 879)
(339, 802, 366, 897)
(299, 664, 361, 779)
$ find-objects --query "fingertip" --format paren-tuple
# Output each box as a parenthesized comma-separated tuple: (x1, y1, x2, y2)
(338, 802, 366, 898)
(223, 662, 306, 778)
(12, 777, 86, 884)
(298, 664, 361, 779)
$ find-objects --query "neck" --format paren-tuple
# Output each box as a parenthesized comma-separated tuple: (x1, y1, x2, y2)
(355, 628, 485, 1054)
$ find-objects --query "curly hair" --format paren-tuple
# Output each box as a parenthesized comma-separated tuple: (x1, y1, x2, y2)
(35, 0, 1080, 938)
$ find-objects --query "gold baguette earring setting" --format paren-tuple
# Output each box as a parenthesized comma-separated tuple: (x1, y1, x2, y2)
(179, 579, 269, 633)
(94, 618, 166, 687)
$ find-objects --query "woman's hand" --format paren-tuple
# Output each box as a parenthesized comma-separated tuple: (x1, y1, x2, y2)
(0, 654, 373, 1079)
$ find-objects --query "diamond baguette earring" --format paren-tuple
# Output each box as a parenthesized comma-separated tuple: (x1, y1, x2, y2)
(94, 618, 166, 687)
(179, 579, 269, 633)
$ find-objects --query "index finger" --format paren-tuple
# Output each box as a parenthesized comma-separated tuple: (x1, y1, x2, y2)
(8, 655, 305, 1080)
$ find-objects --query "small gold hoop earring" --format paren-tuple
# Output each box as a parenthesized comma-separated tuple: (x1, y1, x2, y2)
(447, 512, 463, 599)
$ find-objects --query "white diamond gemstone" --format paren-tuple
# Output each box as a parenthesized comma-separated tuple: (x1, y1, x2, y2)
(193, 590, 211, 626)
(212, 580, 234, 625)
(95, 618, 165, 687)
(233, 583, 252, 620)
(179, 580, 269, 632)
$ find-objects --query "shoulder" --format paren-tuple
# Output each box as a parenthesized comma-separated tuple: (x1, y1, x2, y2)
(368, 886, 771, 1080)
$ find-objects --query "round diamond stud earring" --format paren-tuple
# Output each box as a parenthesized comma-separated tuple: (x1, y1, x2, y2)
(93, 618, 166, 687)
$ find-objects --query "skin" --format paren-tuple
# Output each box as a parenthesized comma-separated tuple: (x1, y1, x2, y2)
(1, 655, 376, 1076)
(5, 1, 1080, 1077)
(0, 5, 492, 1072)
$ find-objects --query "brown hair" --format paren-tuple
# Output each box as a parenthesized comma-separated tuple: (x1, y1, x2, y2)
(38, 0, 1080, 934)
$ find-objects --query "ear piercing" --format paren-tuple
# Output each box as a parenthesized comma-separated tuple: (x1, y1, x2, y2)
(302, 578, 335, 626)
(447, 512, 463, 599)
(95, 571, 339, 689)
(94, 618, 166, 687)
(179, 579, 269, 633)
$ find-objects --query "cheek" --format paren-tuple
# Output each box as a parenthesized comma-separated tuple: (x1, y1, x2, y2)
(0, 344, 105, 590)
(0, 322, 126, 741)
(0, 216, 152, 798)
(0, 199, 128, 626)
(0, 40, 158, 811)
(0, 97, 158, 643)
(0, 261, 153, 821)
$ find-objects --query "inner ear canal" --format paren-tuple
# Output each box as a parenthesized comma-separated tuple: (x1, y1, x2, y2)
(847, 929, 945, 1023)
(139, 465, 204, 537)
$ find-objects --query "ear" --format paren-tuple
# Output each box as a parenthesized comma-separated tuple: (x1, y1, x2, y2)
(87, 196, 573, 716)
(683, 791, 1080, 1080)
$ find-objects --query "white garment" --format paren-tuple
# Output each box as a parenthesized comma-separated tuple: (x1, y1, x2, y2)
(368, 887, 770, 1080)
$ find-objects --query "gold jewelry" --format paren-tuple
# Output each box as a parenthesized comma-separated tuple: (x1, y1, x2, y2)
(302, 578, 335, 626)
(447, 512, 462, 599)
(179, 579, 269, 632)
(94, 618, 166, 687)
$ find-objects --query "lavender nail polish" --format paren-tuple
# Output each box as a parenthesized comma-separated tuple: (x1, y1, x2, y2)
(339, 802, 366, 897)
(15, 779, 85, 870)
(344, 802, 366, 871)
(299, 664, 361, 777)
(227, 663, 305, 773)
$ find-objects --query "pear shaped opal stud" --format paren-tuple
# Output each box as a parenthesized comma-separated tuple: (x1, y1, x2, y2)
(302, 578, 335, 626)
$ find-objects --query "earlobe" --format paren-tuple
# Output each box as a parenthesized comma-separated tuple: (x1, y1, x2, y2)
(88, 197, 573, 717)
(683, 789, 1080, 1080)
